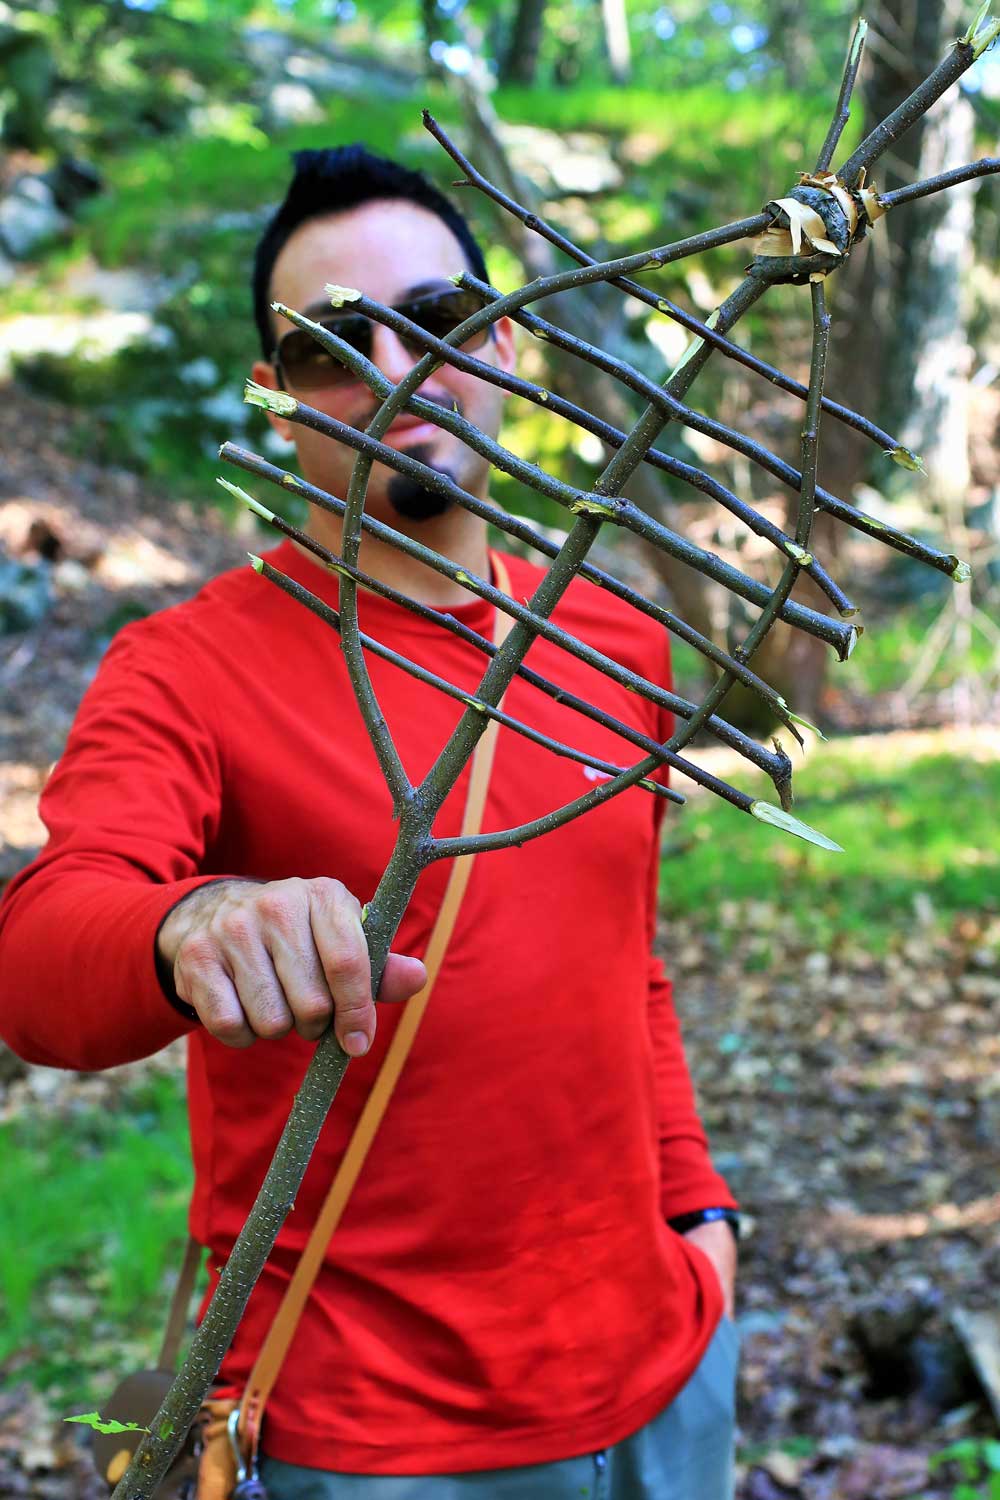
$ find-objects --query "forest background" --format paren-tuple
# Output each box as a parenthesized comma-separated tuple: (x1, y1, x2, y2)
(0, 1, 998, 1496)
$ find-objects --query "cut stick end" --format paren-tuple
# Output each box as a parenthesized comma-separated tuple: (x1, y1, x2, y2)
(324, 283, 362, 307)
(570, 496, 615, 518)
(248, 553, 265, 574)
(217, 477, 276, 524)
(962, 3, 998, 55)
(972, 17, 1000, 59)
(750, 800, 843, 852)
(786, 709, 828, 742)
(951, 558, 972, 583)
(884, 444, 926, 473)
(244, 379, 298, 417)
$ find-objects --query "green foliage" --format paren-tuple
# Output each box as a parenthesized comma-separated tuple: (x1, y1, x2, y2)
(929, 1438, 1000, 1499)
(3, 0, 254, 153)
(65, 1412, 149, 1435)
(661, 741, 1000, 948)
(739, 1433, 819, 1465)
(0, 1072, 193, 1402)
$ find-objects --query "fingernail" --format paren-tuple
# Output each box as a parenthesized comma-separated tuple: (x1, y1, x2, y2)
(343, 1031, 370, 1057)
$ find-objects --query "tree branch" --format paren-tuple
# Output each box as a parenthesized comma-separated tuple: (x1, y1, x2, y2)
(838, 30, 987, 186)
(273, 294, 964, 581)
(878, 156, 1000, 207)
(221, 444, 821, 730)
(424, 110, 918, 459)
(814, 18, 868, 173)
(245, 387, 858, 659)
(223, 480, 815, 782)
(275, 296, 853, 615)
(250, 556, 684, 804)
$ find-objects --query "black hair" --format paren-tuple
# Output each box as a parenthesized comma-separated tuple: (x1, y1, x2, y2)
(252, 144, 491, 358)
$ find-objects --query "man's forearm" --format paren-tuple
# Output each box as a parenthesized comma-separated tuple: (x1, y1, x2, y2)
(0, 863, 216, 1070)
(681, 1218, 738, 1318)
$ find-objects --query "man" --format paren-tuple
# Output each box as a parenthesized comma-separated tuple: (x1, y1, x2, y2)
(0, 146, 739, 1498)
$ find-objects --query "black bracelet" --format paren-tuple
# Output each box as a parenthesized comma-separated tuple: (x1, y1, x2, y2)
(668, 1207, 741, 1242)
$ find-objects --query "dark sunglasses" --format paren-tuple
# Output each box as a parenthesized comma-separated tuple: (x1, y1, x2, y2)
(272, 287, 491, 390)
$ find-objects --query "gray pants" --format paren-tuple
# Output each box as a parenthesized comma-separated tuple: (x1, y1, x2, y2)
(259, 1316, 739, 1500)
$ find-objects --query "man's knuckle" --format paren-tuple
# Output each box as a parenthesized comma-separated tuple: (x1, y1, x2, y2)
(254, 1011, 293, 1040)
(313, 876, 347, 906)
(326, 949, 369, 987)
(294, 994, 334, 1025)
(333, 992, 373, 1023)
(254, 891, 297, 934)
(176, 934, 216, 971)
(313, 878, 357, 914)
(216, 909, 255, 947)
(211, 1013, 251, 1045)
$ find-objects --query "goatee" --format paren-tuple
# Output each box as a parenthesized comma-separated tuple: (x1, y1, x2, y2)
(385, 443, 455, 522)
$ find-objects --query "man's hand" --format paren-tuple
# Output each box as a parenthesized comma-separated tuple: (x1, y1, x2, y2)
(156, 877, 426, 1055)
(683, 1218, 737, 1319)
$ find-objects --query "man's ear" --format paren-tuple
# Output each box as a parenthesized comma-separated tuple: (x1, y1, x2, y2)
(250, 360, 297, 442)
(490, 316, 517, 383)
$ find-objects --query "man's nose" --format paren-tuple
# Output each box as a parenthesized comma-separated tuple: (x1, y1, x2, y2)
(369, 323, 424, 385)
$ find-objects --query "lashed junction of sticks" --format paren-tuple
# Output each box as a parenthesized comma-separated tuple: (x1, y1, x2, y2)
(112, 12, 1000, 1495)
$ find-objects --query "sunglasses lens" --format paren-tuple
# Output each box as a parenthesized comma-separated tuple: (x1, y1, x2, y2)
(274, 291, 490, 389)
(276, 315, 370, 389)
(403, 290, 489, 352)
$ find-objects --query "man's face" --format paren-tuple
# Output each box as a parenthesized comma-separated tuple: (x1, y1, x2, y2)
(251, 197, 516, 528)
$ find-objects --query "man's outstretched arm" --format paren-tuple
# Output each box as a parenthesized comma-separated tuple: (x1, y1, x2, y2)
(0, 622, 422, 1071)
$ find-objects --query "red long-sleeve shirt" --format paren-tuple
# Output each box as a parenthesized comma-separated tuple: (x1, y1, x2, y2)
(0, 539, 734, 1474)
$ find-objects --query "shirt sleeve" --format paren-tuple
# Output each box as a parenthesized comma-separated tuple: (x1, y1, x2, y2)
(0, 621, 224, 1071)
(645, 631, 737, 1221)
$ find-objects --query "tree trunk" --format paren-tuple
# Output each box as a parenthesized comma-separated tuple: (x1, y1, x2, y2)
(421, 0, 445, 79)
(500, 0, 549, 86)
(865, 0, 975, 507)
(598, 0, 632, 86)
(768, 0, 818, 92)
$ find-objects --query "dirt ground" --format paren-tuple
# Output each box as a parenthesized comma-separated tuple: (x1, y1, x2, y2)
(1, 385, 998, 1499)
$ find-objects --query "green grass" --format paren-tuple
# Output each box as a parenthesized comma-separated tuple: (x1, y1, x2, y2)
(494, 82, 836, 149)
(0, 1071, 194, 1404)
(661, 740, 1000, 949)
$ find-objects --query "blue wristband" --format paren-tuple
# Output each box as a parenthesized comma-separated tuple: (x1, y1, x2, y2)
(667, 1207, 741, 1241)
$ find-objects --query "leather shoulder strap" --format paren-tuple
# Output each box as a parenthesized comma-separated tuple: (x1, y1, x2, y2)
(238, 554, 514, 1456)
(157, 1234, 204, 1372)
